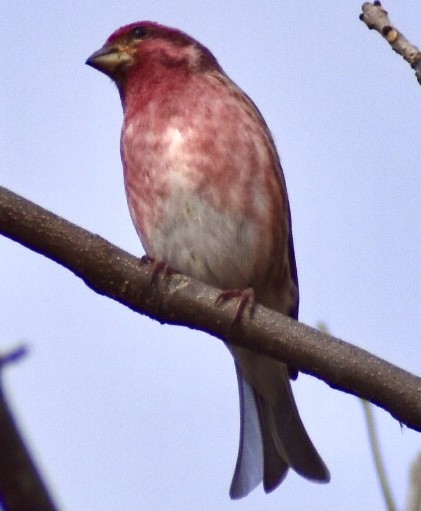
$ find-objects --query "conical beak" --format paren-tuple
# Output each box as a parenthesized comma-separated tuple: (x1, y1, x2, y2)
(86, 45, 133, 77)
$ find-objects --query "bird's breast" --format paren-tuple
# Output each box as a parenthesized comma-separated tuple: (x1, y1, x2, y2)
(121, 89, 287, 292)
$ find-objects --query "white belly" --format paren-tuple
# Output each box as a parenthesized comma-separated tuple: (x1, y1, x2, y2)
(147, 180, 261, 290)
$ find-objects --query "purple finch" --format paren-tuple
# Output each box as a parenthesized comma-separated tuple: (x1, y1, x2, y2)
(86, 22, 329, 498)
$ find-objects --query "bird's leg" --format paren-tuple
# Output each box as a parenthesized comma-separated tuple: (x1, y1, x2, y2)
(216, 287, 256, 324)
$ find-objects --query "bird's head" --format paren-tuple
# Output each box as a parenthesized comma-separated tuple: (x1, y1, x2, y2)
(86, 21, 222, 91)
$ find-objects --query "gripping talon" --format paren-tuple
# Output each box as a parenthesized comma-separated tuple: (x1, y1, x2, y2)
(216, 287, 255, 325)
(141, 255, 173, 287)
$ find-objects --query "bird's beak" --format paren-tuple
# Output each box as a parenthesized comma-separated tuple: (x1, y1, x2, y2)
(85, 45, 134, 77)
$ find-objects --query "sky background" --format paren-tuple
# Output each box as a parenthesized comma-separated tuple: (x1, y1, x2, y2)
(1, 2, 420, 510)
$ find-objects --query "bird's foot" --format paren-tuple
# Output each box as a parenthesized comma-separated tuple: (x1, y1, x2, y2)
(140, 255, 174, 287)
(216, 287, 256, 325)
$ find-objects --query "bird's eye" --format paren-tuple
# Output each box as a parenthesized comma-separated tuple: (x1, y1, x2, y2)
(131, 26, 149, 39)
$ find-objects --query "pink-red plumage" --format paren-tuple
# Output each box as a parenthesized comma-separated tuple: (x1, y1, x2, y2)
(87, 21, 329, 498)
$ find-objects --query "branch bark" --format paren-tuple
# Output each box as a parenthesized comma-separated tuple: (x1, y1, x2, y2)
(360, 1, 421, 85)
(0, 185, 420, 431)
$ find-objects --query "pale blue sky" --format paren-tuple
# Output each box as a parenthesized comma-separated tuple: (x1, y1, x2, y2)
(1, 2, 420, 510)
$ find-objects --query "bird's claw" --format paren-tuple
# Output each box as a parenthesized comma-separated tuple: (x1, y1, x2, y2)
(141, 255, 174, 287)
(216, 287, 256, 325)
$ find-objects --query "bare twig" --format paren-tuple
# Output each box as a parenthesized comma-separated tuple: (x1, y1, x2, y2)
(360, 2, 421, 84)
(406, 453, 421, 511)
(0, 345, 28, 370)
(1, 185, 420, 431)
(362, 400, 397, 511)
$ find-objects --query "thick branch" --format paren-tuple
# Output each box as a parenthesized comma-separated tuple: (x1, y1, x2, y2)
(0, 185, 420, 431)
(360, 1, 421, 85)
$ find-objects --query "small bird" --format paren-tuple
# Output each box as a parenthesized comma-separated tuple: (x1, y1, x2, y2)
(86, 22, 329, 498)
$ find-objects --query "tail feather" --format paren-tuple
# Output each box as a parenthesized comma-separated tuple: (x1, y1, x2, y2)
(253, 390, 289, 493)
(258, 364, 330, 485)
(229, 357, 329, 498)
(229, 366, 263, 499)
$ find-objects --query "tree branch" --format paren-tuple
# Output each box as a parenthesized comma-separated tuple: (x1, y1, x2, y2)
(0, 185, 420, 431)
(360, 1, 421, 85)
(0, 345, 58, 511)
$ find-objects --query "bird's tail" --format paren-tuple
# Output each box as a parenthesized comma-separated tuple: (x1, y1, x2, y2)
(229, 356, 330, 499)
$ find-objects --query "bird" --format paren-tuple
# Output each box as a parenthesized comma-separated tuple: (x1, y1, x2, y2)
(86, 21, 330, 498)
